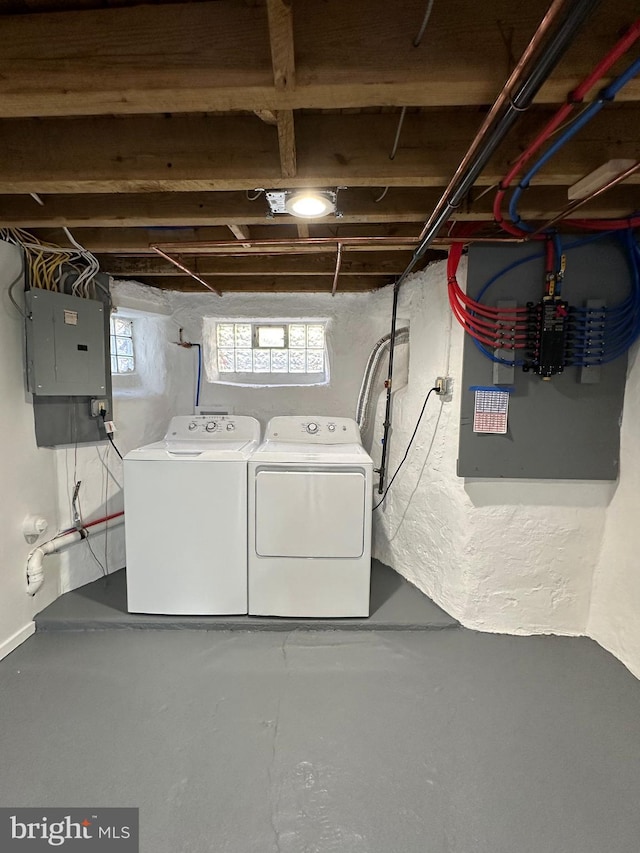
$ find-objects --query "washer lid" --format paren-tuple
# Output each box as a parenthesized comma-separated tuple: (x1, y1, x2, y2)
(125, 438, 260, 461)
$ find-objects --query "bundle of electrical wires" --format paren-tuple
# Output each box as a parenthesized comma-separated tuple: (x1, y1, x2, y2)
(0, 226, 101, 299)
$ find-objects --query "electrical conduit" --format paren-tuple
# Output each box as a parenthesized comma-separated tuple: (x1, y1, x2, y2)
(356, 327, 410, 436)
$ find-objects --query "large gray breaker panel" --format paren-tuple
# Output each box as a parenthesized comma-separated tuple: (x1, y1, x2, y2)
(458, 239, 629, 480)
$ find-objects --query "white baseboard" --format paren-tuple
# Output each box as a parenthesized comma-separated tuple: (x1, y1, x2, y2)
(0, 622, 35, 662)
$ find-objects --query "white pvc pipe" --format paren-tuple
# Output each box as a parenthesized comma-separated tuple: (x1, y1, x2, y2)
(26, 515, 124, 596)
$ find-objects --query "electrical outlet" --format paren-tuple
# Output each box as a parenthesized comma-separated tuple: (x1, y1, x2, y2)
(90, 398, 108, 418)
(435, 376, 451, 398)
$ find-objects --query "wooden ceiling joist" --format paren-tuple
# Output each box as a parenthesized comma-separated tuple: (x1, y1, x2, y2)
(96, 252, 414, 277)
(276, 111, 297, 178)
(28, 224, 424, 254)
(0, 0, 637, 118)
(227, 224, 251, 242)
(120, 275, 385, 293)
(0, 108, 637, 194)
(266, 0, 295, 92)
(1, 185, 638, 229)
(1, 0, 639, 295)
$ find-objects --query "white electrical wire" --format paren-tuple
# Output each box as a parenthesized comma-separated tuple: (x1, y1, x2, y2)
(0, 226, 101, 297)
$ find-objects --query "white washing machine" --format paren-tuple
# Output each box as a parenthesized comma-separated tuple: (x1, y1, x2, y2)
(248, 416, 373, 617)
(124, 414, 260, 615)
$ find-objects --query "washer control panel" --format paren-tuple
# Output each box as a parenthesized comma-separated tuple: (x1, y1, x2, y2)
(165, 415, 260, 442)
(265, 416, 361, 444)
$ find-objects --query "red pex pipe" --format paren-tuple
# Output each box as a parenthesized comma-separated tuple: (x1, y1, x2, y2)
(449, 297, 527, 349)
(450, 282, 529, 318)
(447, 246, 529, 347)
(85, 510, 124, 530)
(55, 510, 125, 541)
(493, 18, 640, 235)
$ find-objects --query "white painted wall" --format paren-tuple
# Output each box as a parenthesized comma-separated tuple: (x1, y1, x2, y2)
(0, 242, 60, 659)
(371, 259, 614, 636)
(168, 290, 393, 428)
(58, 285, 393, 592)
(588, 343, 640, 678)
(4, 258, 639, 677)
(55, 282, 192, 592)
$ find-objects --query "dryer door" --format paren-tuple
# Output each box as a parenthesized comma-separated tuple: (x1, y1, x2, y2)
(255, 468, 366, 558)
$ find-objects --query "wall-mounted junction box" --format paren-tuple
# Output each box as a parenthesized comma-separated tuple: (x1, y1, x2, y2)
(25, 289, 107, 396)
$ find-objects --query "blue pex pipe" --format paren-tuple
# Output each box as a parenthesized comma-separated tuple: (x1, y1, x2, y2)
(509, 54, 640, 231)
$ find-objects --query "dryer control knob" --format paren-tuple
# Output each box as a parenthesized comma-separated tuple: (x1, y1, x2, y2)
(327, 423, 336, 432)
(226, 423, 235, 431)
(188, 422, 198, 431)
(206, 422, 217, 432)
(307, 422, 319, 434)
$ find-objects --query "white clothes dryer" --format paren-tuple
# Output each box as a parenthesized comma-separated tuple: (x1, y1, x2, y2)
(124, 414, 260, 615)
(248, 416, 373, 617)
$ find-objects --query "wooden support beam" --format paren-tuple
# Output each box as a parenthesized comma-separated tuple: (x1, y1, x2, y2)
(254, 110, 279, 126)
(266, 1, 297, 178)
(1, 185, 637, 228)
(228, 224, 251, 242)
(124, 275, 387, 293)
(28, 224, 423, 253)
(96, 252, 414, 277)
(266, 0, 295, 91)
(0, 108, 637, 193)
(276, 110, 297, 178)
(0, 1, 637, 117)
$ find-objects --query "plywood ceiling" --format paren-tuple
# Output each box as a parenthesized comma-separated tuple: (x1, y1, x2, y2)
(0, 0, 638, 293)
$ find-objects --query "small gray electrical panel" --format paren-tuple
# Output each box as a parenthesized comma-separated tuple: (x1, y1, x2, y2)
(25, 289, 107, 396)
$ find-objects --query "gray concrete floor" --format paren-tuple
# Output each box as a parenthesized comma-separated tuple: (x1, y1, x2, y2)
(1, 629, 640, 853)
(35, 560, 457, 631)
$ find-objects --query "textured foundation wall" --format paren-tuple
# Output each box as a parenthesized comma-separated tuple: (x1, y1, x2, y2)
(38, 270, 640, 674)
(168, 290, 392, 428)
(372, 259, 613, 636)
(0, 242, 60, 658)
(588, 344, 640, 678)
(58, 284, 393, 592)
(55, 282, 192, 592)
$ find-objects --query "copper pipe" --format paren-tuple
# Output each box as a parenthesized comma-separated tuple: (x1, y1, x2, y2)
(528, 161, 640, 237)
(417, 0, 581, 243)
(331, 243, 344, 296)
(153, 237, 419, 253)
(150, 235, 522, 258)
(152, 247, 222, 295)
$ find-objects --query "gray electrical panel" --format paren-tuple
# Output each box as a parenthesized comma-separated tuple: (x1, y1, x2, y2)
(25, 289, 107, 396)
(458, 239, 629, 481)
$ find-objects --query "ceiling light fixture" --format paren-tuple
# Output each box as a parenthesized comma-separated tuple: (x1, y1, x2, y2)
(285, 190, 336, 218)
(265, 189, 340, 219)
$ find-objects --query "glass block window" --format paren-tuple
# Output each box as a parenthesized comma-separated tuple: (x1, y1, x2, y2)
(206, 319, 329, 386)
(110, 317, 135, 374)
(216, 322, 325, 376)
